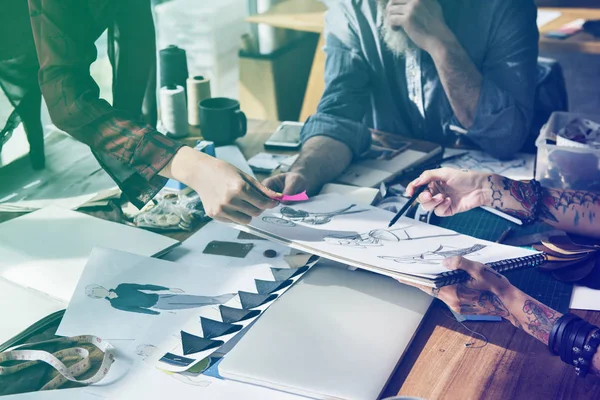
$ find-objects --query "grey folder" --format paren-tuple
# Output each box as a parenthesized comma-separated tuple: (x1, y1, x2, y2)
(219, 262, 432, 400)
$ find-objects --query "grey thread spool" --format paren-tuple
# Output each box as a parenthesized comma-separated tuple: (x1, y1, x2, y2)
(186, 75, 211, 126)
(160, 45, 189, 91)
(160, 84, 188, 138)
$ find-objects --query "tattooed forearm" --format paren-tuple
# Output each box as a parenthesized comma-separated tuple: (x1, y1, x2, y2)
(456, 284, 510, 317)
(522, 299, 560, 345)
(485, 175, 600, 237)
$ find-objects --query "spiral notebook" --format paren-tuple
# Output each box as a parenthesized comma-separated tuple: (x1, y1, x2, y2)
(234, 194, 540, 288)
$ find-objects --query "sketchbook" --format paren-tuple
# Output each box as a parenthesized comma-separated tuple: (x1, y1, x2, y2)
(337, 134, 442, 187)
(0, 206, 180, 349)
(235, 194, 540, 287)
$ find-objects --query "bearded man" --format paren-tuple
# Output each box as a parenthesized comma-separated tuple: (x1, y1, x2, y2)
(264, 0, 539, 196)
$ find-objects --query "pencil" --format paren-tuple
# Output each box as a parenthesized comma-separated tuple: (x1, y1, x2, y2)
(388, 185, 428, 228)
(496, 227, 513, 244)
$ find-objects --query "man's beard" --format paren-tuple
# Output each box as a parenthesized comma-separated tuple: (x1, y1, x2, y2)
(378, 0, 414, 57)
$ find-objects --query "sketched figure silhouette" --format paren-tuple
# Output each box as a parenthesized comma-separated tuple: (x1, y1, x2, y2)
(262, 204, 367, 227)
(379, 244, 487, 265)
(323, 224, 461, 248)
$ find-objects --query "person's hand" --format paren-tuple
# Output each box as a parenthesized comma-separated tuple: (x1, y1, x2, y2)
(410, 256, 514, 317)
(170, 288, 185, 294)
(263, 171, 313, 197)
(406, 168, 490, 217)
(386, 0, 451, 54)
(189, 153, 280, 225)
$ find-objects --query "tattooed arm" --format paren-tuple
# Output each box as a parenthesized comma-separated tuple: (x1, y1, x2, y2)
(407, 168, 600, 238)
(414, 257, 600, 376)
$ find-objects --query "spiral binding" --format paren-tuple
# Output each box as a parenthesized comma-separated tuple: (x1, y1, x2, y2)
(434, 253, 548, 288)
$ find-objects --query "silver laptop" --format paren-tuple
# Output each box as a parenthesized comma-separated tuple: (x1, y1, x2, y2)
(219, 261, 432, 400)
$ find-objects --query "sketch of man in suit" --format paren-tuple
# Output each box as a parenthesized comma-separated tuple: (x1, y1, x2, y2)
(85, 283, 236, 315)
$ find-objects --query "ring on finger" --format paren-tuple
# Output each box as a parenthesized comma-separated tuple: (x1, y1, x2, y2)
(431, 287, 440, 298)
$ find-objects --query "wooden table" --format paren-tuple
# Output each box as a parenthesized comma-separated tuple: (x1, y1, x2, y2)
(2, 119, 600, 398)
(247, 2, 600, 122)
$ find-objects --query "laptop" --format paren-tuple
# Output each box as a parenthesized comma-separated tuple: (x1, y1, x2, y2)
(219, 261, 432, 400)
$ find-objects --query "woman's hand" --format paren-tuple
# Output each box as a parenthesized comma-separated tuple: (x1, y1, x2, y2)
(406, 168, 491, 217)
(161, 147, 280, 225)
(411, 256, 514, 318)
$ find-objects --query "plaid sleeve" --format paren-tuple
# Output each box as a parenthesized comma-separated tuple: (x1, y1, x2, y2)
(29, 0, 183, 208)
(75, 111, 184, 209)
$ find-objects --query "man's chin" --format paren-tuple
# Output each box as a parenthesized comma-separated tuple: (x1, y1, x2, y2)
(382, 24, 413, 57)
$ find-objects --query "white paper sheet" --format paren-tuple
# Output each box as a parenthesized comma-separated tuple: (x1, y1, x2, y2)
(75, 339, 309, 400)
(0, 131, 119, 212)
(57, 245, 312, 374)
(246, 194, 537, 279)
(442, 149, 536, 181)
(162, 221, 291, 269)
(0, 206, 179, 303)
(0, 278, 65, 346)
(338, 149, 428, 187)
(569, 285, 600, 311)
(57, 248, 274, 340)
(537, 10, 562, 28)
(319, 183, 380, 205)
(215, 145, 256, 178)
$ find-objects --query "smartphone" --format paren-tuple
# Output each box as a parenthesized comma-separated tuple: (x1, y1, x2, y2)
(264, 121, 303, 150)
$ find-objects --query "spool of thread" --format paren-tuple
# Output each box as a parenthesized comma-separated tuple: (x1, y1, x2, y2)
(160, 85, 188, 138)
(186, 76, 211, 126)
(160, 45, 189, 90)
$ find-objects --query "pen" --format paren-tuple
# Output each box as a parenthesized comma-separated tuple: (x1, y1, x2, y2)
(388, 185, 428, 228)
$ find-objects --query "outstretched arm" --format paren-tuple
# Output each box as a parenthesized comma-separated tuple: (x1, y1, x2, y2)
(407, 169, 600, 238)
(411, 257, 600, 376)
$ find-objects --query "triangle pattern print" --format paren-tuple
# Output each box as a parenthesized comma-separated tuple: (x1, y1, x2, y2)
(200, 317, 243, 339)
(238, 291, 277, 309)
(219, 305, 261, 324)
(181, 330, 224, 355)
(255, 279, 293, 294)
(271, 266, 309, 281)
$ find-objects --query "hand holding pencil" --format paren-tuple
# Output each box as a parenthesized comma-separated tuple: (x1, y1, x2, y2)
(405, 168, 492, 218)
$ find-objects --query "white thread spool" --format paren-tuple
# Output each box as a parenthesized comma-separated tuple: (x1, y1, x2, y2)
(160, 85, 188, 138)
(186, 76, 211, 126)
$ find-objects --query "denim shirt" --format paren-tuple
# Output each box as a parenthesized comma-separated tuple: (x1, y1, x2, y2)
(301, 0, 539, 159)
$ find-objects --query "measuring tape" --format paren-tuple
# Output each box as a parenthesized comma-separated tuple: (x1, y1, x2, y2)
(0, 335, 114, 391)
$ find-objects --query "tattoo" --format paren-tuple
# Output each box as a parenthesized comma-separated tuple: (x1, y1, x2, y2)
(488, 176, 503, 209)
(456, 284, 510, 317)
(542, 188, 600, 225)
(522, 300, 560, 344)
(501, 178, 538, 220)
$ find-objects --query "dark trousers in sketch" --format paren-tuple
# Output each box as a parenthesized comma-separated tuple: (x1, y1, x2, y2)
(153, 294, 235, 310)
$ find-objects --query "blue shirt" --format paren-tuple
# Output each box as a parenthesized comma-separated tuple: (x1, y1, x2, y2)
(301, 0, 539, 159)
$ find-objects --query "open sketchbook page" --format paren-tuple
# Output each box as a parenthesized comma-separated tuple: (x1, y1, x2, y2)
(0, 206, 179, 303)
(0, 278, 65, 346)
(246, 194, 537, 279)
(443, 149, 535, 181)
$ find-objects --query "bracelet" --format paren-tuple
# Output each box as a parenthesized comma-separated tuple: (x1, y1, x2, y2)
(576, 329, 600, 378)
(521, 179, 543, 225)
(566, 320, 588, 366)
(550, 314, 578, 355)
(573, 324, 595, 369)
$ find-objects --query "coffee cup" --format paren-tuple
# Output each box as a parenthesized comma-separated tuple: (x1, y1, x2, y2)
(199, 97, 247, 146)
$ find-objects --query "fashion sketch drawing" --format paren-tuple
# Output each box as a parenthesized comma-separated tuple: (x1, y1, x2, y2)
(323, 224, 461, 248)
(379, 244, 487, 265)
(86, 283, 236, 315)
(262, 204, 367, 227)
